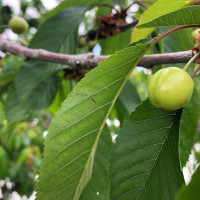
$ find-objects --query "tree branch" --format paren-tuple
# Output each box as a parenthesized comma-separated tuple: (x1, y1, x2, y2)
(0, 35, 195, 69)
(138, 51, 193, 68)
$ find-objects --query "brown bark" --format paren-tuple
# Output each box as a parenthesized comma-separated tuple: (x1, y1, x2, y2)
(0, 35, 194, 69)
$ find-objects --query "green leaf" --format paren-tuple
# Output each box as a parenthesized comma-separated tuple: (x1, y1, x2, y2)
(0, 102, 5, 128)
(150, 30, 164, 73)
(111, 0, 125, 7)
(130, 38, 154, 47)
(1, 121, 18, 145)
(159, 27, 194, 69)
(100, 30, 132, 55)
(22, 74, 59, 110)
(161, 28, 194, 54)
(109, 99, 184, 200)
(5, 74, 58, 123)
(179, 84, 200, 168)
(176, 165, 200, 200)
(95, 0, 112, 18)
(0, 72, 15, 90)
(80, 125, 112, 200)
(0, 146, 9, 179)
(16, 5, 86, 110)
(116, 80, 141, 119)
(43, 0, 102, 22)
(29, 5, 85, 52)
(131, 0, 195, 42)
(35, 42, 151, 200)
(49, 78, 70, 115)
(1, 55, 22, 73)
(138, 6, 200, 28)
(194, 150, 200, 164)
(5, 86, 29, 123)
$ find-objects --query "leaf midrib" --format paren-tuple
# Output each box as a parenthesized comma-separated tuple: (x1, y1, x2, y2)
(136, 117, 175, 200)
(73, 49, 148, 200)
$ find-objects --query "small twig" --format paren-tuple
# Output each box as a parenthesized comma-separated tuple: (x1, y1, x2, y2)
(125, 1, 149, 11)
(152, 25, 200, 47)
(136, 2, 148, 9)
(192, 65, 200, 78)
(183, 52, 200, 71)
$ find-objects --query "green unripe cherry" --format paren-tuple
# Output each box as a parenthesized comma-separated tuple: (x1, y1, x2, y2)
(192, 28, 200, 40)
(148, 67, 194, 111)
(78, 37, 87, 48)
(9, 17, 29, 34)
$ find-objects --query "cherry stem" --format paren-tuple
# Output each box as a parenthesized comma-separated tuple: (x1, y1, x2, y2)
(183, 52, 200, 71)
(151, 25, 200, 47)
(148, 25, 200, 72)
(192, 65, 200, 78)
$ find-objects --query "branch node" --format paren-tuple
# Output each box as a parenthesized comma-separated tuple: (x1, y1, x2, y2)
(76, 60, 80, 67)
